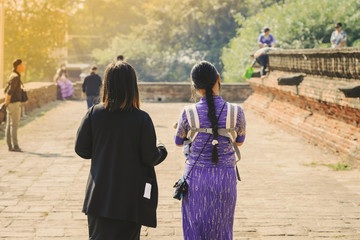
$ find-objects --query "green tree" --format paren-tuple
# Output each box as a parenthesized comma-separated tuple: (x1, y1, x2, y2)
(67, 0, 146, 63)
(4, 0, 79, 82)
(75, 0, 283, 82)
(221, 0, 360, 82)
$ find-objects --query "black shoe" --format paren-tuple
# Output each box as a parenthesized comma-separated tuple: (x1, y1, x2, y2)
(8, 147, 14, 151)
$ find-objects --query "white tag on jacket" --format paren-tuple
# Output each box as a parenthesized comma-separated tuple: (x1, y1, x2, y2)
(143, 183, 152, 199)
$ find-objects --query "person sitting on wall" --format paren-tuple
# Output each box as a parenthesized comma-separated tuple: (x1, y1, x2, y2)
(258, 27, 276, 48)
(82, 65, 103, 109)
(251, 45, 276, 80)
(331, 22, 347, 48)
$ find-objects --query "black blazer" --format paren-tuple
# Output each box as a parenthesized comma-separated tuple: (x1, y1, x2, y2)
(75, 104, 167, 227)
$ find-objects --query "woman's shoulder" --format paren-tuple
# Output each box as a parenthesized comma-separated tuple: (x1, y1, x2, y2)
(226, 102, 244, 113)
(90, 105, 154, 126)
(137, 109, 151, 119)
(91, 103, 105, 112)
(92, 104, 150, 117)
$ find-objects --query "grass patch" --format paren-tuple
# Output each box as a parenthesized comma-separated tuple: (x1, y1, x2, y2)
(304, 161, 352, 171)
(8, 170, 16, 174)
(303, 162, 318, 167)
(323, 163, 352, 171)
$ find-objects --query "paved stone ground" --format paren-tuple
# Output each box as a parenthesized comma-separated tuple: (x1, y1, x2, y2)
(0, 100, 359, 239)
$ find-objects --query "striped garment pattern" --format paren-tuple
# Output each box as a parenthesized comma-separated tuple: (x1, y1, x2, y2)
(175, 96, 246, 240)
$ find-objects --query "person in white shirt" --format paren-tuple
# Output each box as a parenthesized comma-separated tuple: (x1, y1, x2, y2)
(331, 22, 347, 48)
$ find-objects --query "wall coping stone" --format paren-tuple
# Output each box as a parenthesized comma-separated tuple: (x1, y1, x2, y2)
(252, 47, 360, 79)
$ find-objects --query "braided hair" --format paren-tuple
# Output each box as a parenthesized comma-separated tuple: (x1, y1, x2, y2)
(191, 61, 220, 163)
(103, 61, 140, 112)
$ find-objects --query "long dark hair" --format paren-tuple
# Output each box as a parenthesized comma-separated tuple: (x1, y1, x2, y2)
(191, 61, 220, 163)
(103, 61, 140, 112)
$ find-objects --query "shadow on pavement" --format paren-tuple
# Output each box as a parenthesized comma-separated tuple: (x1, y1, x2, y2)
(23, 151, 74, 158)
(0, 100, 64, 140)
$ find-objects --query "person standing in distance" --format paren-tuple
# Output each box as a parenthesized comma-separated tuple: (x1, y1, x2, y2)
(82, 65, 102, 109)
(4, 59, 25, 152)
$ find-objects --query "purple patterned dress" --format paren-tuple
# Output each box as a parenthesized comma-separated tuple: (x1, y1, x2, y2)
(175, 96, 246, 240)
(57, 74, 74, 99)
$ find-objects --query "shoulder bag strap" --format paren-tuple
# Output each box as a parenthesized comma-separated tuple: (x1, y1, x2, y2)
(227, 102, 241, 181)
(185, 105, 200, 143)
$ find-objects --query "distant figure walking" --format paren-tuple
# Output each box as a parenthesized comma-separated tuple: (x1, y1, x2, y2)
(4, 59, 26, 152)
(82, 65, 102, 109)
(75, 61, 168, 240)
(175, 61, 246, 239)
(331, 22, 347, 48)
(258, 27, 276, 48)
(54, 64, 74, 100)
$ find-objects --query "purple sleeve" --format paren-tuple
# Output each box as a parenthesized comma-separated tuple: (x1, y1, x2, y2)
(174, 110, 190, 145)
(235, 106, 246, 143)
(258, 34, 263, 43)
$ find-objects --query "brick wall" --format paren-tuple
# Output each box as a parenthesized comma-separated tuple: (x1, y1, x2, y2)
(1, 81, 252, 111)
(139, 82, 253, 102)
(0, 82, 83, 112)
(0, 82, 58, 112)
(246, 48, 360, 166)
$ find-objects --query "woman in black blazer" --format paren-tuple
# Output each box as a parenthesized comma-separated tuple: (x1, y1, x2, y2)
(75, 61, 167, 240)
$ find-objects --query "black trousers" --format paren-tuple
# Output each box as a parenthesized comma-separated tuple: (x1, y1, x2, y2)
(87, 214, 141, 240)
(256, 54, 269, 76)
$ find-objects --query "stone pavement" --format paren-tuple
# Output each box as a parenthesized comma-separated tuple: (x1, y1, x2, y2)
(0, 100, 359, 239)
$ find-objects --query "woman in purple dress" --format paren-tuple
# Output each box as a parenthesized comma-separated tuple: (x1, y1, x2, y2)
(175, 61, 246, 239)
(54, 65, 74, 100)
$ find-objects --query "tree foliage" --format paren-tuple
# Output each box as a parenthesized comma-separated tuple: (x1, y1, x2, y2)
(4, 0, 359, 83)
(92, 0, 278, 82)
(221, 0, 360, 82)
(67, 0, 145, 63)
(4, 0, 78, 82)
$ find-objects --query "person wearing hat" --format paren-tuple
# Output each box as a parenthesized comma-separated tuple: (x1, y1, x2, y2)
(82, 65, 103, 109)
(4, 59, 26, 152)
(258, 27, 276, 48)
(331, 22, 347, 48)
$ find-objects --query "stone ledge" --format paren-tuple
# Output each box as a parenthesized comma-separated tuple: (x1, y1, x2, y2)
(246, 71, 360, 165)
(265, 47, 360, 79)
(0, 82, 83, 113)
(139, 82, 253, 102)
(249, 71, 360, 127)
(1, 82, 253, 112)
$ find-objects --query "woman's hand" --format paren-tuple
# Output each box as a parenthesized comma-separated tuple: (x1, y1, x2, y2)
(156, 139, 165, 147)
